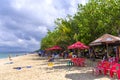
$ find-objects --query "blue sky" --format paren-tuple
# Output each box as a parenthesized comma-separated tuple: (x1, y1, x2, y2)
(0, 0, 88, 52)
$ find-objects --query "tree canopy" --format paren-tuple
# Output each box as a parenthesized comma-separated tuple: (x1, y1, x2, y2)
(41, 0, 120, 50)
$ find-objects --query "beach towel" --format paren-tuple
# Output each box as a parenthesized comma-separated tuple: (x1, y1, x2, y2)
(4, 62, 14, 65)
(13, 67, 22, 70)
(13, 66, 32, 70)
(48, 62, 54, 67)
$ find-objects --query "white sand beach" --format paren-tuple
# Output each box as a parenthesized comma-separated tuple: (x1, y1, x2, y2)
(0, 54, 112, 80)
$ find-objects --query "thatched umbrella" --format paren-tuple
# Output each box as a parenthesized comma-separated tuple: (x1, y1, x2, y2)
(89, 34, 120, 60)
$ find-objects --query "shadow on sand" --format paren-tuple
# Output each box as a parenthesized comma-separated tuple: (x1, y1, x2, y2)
(65, 71, 112, 80)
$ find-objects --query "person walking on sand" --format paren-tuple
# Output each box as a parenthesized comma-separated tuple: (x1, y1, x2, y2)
(8, 54, 12, 61)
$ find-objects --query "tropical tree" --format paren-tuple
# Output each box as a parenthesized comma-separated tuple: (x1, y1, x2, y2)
(41, 0, 120, 50)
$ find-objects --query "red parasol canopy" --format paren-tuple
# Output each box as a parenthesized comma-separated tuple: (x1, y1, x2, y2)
(50, 45, 62, 50)
(46, 45, 62, 51)
(45, 47, 53, 51)
(68, 41, 89, 49)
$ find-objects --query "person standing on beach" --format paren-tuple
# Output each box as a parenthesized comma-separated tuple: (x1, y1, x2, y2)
(8, 54, 12, 61)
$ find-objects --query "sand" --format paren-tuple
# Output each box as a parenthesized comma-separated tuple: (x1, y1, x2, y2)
(0, 53, 113, 80)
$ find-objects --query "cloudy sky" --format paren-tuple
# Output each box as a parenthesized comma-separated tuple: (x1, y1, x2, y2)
(0, 0, 88, 52)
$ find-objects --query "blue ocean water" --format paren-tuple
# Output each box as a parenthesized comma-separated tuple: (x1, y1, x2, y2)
(0, 52, 29, 59)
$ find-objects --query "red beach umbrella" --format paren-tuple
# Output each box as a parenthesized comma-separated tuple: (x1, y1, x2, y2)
(45, 47, 53, 51)
(50, 45, 62, 50)
(46, 45, 62, 51)
(68, 41, 89, 49)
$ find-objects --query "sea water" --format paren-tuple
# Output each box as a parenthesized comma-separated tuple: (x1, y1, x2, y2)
(0, 52, 29, 59)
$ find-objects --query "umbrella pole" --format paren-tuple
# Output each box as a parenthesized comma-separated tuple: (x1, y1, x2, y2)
(116, 47, 119, 62)
(106, 43, 109, 58)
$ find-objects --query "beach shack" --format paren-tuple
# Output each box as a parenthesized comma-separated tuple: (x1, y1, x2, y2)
(89, 34, 120, 61)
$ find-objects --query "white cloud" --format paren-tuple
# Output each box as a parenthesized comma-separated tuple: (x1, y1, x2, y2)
(0, 31, 18, 41)
(37, 26, 48, 34)
(10, 0, 57, 29)
(16, 38, 39, 49)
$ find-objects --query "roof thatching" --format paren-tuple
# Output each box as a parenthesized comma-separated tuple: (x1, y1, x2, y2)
(89, 34, 120, 46)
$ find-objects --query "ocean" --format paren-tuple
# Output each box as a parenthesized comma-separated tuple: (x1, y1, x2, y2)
(0, 52, 30, 59)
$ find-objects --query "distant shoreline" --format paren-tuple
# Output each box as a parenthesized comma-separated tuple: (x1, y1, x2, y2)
(0, 52, 32, 59)
(0, 51, 32, 53)
(0, 53, 35, 62)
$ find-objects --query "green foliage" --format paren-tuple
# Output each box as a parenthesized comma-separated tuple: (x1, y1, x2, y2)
(41, 0, 120, 50)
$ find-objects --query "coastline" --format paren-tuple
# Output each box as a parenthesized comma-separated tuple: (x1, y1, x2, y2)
(0, 53, 111, 80)
(0, 53, 31, 65)
(0, 52, 29, 59)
